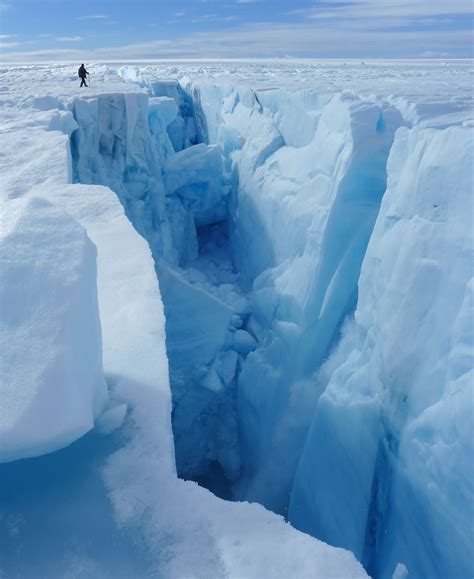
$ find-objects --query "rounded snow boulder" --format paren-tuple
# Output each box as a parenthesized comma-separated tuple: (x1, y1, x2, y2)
(0, 197, 108, 463)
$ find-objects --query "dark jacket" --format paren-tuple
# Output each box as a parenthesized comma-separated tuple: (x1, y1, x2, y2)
(78, 66, 88, 79)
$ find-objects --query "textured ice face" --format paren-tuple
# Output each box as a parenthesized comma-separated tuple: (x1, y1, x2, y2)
(288, 124, 474, 578)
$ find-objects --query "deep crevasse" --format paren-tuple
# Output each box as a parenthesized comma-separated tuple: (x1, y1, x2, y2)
(69, 71, 473, 579)
(192, 85, 404, 513)
(1, 76, 368, 578)
(69, 88, 248, 490)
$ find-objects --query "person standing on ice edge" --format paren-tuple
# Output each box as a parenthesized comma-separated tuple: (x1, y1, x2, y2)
(78, 64, 89, 87)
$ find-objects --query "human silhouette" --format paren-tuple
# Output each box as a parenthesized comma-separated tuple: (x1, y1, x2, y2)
(78, 64, 89, 87)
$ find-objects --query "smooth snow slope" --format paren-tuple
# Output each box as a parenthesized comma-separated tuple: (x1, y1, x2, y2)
(0, 64, 368, 578)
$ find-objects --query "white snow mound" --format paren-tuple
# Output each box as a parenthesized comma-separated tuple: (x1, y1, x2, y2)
(0, 196, 108, 462)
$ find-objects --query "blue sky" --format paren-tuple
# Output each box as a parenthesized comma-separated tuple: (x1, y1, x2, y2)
(1, 0, 473, 61)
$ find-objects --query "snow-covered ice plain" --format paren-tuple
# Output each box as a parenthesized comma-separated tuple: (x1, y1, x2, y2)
(0, 59, 473, 578)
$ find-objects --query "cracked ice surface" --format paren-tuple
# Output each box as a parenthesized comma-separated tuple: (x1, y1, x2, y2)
(0, 60, 473, 578)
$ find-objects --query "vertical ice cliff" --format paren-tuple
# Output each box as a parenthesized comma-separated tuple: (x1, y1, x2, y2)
(289, 125, 474, 579)
(70, 93, 176, 263)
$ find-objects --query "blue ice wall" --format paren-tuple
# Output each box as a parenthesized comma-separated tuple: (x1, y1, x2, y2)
(190, 83, 403, 514)
(288, 125, 474, 579)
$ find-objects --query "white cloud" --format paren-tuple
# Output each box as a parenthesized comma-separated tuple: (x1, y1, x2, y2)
(77, 14, 109, 21)
(0, 34, 16, 39)
(323, 0, 472, 16)
(283, 0, 474, 41)
(292, 0, 473, 26)
(56, 36, 82, 42)
(192, 14, 238, 23)
(1, 6, 472, 62)
(179, 23, 473, 58)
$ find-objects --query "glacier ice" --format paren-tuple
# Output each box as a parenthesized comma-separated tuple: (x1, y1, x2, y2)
(1, 61, 473, 579)
(289, 124, 474, 579)
(164, 143, 231, 227)
(176, 80, 408, 517)
(0, 196, 108, 462)
(68, 86, 247, 486)
(0, 75, 367, 577)
(65, 70, 473, 578)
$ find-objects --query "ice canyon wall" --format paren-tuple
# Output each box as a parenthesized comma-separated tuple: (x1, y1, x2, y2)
(69, 75, 473, 579)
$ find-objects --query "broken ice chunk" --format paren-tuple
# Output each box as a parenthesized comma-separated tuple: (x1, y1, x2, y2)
(233, 330, 257, 356)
